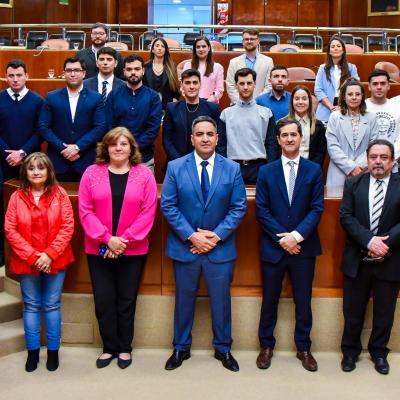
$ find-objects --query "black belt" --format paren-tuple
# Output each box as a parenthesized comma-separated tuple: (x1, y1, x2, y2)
(233, 158, 266, 166)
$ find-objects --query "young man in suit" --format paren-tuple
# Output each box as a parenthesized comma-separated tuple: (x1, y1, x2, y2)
(340, 139, 400, 375)
(76, 22, 124, 79)
(162, 69, 220, 163)
(83, 46, 124, 103)
(255, 119, 324, 372)
(226, 29, 273, 104)
(161, 116, 247, 372)
(38, 57, 107, 181)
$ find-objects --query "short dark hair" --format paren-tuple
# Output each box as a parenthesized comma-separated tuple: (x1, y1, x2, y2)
(123, 54, 145, 68)
(6, 59, 27, 73)
(181, 68, 201, 81)
(242, 29, 259, 37)
(270, 64, 288, 77)
(64, 57, 86, 71)
(192, 116, 217, 132)
(368, 68, 390, 83)
(367, 139, 394, 160)
(234, 67, 256, 83)
(96, 46, 117, 60)
(276, 119, 303, 137)
(91, 22, 107, 34)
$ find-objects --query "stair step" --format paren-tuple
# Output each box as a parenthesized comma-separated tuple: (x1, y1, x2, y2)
(0, 319, 25, 357)
(0, 292, 22, 323)
(0, 268, 4, 292)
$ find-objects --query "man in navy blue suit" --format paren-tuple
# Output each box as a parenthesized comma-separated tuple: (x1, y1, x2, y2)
(161, 116, 247, 372)
(255, 119, 324, 372)
(38, 57, 107, 181)
(162, 69, 220, 163)
(83, 46, 124, 103)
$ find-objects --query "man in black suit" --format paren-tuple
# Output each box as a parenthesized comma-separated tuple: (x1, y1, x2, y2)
(340, 139, 400, 375)
(76, 22, 124, 79)
(83, 46, 124, 103)
(162, 69, 220, 163)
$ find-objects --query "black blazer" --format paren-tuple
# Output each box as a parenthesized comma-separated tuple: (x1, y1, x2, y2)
(340, 173, 400, 282)
(309, 119, 327, 166)
(162, 99, 220, 161)
(76, 47, 124, 79)
(83, 75, 125, 94)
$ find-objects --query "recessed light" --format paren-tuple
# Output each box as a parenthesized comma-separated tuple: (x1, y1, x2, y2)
(173, 0, 182, 3)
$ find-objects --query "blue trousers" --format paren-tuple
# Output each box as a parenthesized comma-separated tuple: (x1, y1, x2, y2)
(20, 270, 66, 350)
(258, 257, 315, 351)
(173, 257, 234, 353)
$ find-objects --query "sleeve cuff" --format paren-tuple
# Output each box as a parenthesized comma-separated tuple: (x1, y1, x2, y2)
(27, 252, 38, 267)
(367, 236, 375, 249)
(291, 230, 304, 243)
(45, 247, 59, 261)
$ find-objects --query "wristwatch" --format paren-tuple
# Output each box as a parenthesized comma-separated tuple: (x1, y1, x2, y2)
(19, 149, 27, 158)
(74, 145, 80, 152)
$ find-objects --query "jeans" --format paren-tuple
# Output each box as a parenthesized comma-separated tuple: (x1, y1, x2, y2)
(20, 270, 66, 350)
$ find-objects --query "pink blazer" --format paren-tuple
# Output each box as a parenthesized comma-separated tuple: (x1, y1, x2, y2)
(78, 164, 158, 256)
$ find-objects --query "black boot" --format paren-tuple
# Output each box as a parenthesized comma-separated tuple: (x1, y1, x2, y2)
(25, 349, 40, 372)
(46, 349, 59, 371)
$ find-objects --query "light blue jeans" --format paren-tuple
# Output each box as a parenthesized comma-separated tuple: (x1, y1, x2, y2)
(19, 270, 66, 350)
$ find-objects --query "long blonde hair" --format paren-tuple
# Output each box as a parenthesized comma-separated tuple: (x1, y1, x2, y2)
(287, 85, 316, 135)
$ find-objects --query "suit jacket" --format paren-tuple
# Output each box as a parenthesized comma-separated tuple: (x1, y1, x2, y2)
(226, 53, 273, 104)
(83, 75, 125, 95)
(340, 173, 400, 282)
(76, 47, 124, 79)
(256, 157, 324, 263)
(38, 87, 107, 175)
(315, 63, 359, 121)
(161, 152, 247, 263)
(162, 99, 221, 161)
(326, 111, 378, 188)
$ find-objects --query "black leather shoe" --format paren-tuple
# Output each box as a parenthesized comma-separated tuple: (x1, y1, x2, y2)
(25, 349, 40, 372)
(214, 350, 239, 372)
(118, 355, 132, 369)
(341, 356, 357, 372)
(96, 353, 117, 369)
(46, 349, 59, 371)
(165, 349, 191, 370)
(372, 357, 389, 375)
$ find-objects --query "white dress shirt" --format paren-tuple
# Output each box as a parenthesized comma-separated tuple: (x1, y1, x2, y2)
(7, 86, 29, 101)
(296, 114, 311, 160)
(67, 85, 83, 122)
(97, 74, 114, 96)
(194, 151, 215, 185)
(281, 154, 304, 243)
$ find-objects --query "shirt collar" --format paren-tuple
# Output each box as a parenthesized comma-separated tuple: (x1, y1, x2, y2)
(7, 86, 28, 99)
(295, 113, 310, 124)
(269, 90, 289, 100)
(67, 85, 83, 97)
(98, 74, 114, 85)
(245, 51, 258, 62)
(369, 174, 391, 186)
(281, 154, 301, 166)
(194, 151, 216, 167)
(238, 99, 255, 107)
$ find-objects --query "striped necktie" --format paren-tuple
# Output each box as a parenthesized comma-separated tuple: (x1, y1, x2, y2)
(371, 179, 384, 234)
(288, 160, 296, 205)
(101, 81, 108, 104)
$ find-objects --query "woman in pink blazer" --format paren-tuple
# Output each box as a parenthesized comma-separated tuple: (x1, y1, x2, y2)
(79, 127, 157, 369)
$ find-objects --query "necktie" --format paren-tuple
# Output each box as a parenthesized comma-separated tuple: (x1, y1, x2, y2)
(371, 179, 384, 234)
(201, 160, 210, 203)
(13, 93, 20, 101)
(288, 160, 296, 204)
(101, 81, 108, 104)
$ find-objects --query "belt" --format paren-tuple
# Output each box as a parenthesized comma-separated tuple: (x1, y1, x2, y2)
(233, 158, 267, 166)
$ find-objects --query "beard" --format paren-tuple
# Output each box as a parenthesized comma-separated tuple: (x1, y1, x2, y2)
(127, 74, 143, 86)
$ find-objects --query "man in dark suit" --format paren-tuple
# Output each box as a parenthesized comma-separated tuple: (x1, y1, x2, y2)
(340, 139, 400, 375)
(38, 57, 107, 181)
(161, 116, 247, 372)
(255, 119, 324, 372)
(162, 69, 220, 163)
(83, 46, 124, 103)
(76, 22, 124, 79)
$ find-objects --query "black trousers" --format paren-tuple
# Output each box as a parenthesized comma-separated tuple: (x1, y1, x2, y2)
(341, 262, 399, 359)
(87, 254, 146, 354)
(239, 161, 266, 185)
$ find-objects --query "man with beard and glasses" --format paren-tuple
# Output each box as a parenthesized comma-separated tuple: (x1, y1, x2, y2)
(340, 139, 400, 375)
(106, 55, 162, 172)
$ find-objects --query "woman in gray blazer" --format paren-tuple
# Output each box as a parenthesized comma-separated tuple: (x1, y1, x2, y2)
(326, 78, 378, 190)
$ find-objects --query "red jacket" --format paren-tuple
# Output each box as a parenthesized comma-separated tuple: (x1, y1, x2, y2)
(5, 185, 75, 275)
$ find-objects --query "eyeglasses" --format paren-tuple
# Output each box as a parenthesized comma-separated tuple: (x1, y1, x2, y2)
(91, 31, 106, 36)
(64, 68, 84, 74)
(243, 38, 258, 42)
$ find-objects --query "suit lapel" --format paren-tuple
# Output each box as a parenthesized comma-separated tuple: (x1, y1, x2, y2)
(178, 101, 189, 139)
(61, 87, 73, 124)
(185, 153, 204, 206)
(378, 174, 398, 226)
(341, 114, 355, 150)
(291, 157, 306, 204)
(74, 87, 87, 123)
(205, 154, 223, 207)
(354, 114, 368, 151)
(276, 161, 290, 207)
(359, 174, 371, 227)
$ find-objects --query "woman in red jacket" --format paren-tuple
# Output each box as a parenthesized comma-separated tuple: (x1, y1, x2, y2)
(5, 152, 74, 373)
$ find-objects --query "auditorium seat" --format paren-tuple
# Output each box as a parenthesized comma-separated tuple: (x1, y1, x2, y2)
(270, 43, 300, 53)
(183, 32, 201, 46)
(139, 31, 164, 50)
(294, 34, 322, 50)
(374, 61, 400, 82)
(259, 32, 280, 51)
(41, 38, 70, 50)
(26, 31, 48, 49)
(210, 40, 224, 51)
(163, 37, 181, 50)
(345, 44, 364, 54)
(118, 33, 134, 50)
(287, 67, 316, 81)
(65, 30, 86, 49)
(105, 41, 129, 51)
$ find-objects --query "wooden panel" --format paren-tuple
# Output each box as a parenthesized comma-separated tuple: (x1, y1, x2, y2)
(13, 0, 46, 24)
(46, 0, 80, 23)
(298, 0, 330, 27)
(339, 0, 367, 27)
(231, 0, 264, 25)
(118, 0, 148, 24)
(80, 0, 116, 24)
(368, 15, 400, 28)
(265, 0, 298, 26)
(0, 4, 12, 24)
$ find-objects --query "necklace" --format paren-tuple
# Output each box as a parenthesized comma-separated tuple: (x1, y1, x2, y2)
(152, 63, 164, 76)
(185, 102, 199, 113)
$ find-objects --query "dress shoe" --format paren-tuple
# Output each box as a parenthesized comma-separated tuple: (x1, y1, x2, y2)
(214, 350, 239, 372)
(256, 347, 273, 369)
(96, 353, 117, 369)
(25, 349, 40, 372)
(46, 349, 59, 372)
(341, 356, 357, 372)
(296, 351, 318, 372)
(165, 349, 191, 370)
(372, 357, 389, 375)
(118, 354, 132, 369)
